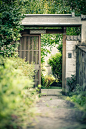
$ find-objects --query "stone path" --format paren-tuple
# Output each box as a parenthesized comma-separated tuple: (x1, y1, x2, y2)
(28, 89, 86, 129)
(41, 89, 62, 96)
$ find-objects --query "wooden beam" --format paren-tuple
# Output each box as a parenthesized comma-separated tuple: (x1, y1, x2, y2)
(46, 29, 63, 34)
(39, 35, 41, 93)
(62, 27, 66, 94)
(23, 25, 81, 27)
(21, 29, 63, 34)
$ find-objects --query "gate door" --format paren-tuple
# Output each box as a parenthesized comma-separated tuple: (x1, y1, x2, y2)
(18, 34, 41, 87)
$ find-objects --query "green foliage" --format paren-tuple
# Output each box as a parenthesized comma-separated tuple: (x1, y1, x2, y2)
(67, 75, 76, 93)
(41, 34, 62, 63)
(0, 56, 38, 129)
(67, 85, 86, 112)
(57, 43, 62, 53)
(18, 0, 69, 14)
(41, 47, 51, 64)
(41, 73, 55, 89)
(48, 52, 62, 84)
(18, 0, 86, 15)
(65, 0, 86, 15)
(67, 75, 86, 112)
(10, 57, 35, 80)
(66, 27, 81, 36)
(41, 73, 45, 88)
(0, 0, 24, 56)
(71, 94, 86, 111)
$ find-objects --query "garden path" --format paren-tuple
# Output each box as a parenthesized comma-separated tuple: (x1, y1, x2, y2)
(28, 89, 86, 129)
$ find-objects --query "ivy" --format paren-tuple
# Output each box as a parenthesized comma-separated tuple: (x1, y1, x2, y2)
(19, 0, 86, 15)
(0, 0, 24, 56)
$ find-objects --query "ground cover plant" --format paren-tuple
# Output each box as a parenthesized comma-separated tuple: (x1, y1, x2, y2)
(0, 56, 39, 129)
(67, 75, 76, 93)
(66, 76, 86, 113)
(67, 85, 86, 114)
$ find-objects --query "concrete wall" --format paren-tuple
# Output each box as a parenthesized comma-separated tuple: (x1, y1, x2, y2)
(81, 21, 86, 44)
(65, 36, 80, 92)
(66, 40, 79, 78)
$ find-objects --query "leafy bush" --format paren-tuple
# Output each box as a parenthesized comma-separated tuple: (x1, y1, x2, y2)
(10, 57, 35, 80)
(67, 75, 86, 112)
(41, 73, 45, 88)
(67, 84, 86, 112)
(41, 73, 55, 89)
(0, 56, 39, 129)
(57, 43, 62, 54)
(41, 34, 62, 64)
(0, 0, 24, 56)
(67, 75, 76, 93)
(48, 52, 62, 84)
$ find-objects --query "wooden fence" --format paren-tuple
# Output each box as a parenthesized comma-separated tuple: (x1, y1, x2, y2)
(76, 45, 86, 89)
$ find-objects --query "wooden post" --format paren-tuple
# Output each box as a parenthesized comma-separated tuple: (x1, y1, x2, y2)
(62, 27, 66, 94)
(39, 35, 41, 93)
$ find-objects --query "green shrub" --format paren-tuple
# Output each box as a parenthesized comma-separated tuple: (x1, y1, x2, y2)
(41, 72, 45, 88)
(67, 82, 86, 112)
(0, 56, 38, 129)
(41, 73, 55, 89)
(10, 57, 35, 80)
(67, 75, 76, 93)
(44, 75, 55, 88)
(48, 52, 62, 84)
(67, 91, 86, 112)
(66, 75, 86, 112)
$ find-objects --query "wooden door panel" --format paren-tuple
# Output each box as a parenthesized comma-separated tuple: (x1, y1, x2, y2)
(18, 35, 41, 88)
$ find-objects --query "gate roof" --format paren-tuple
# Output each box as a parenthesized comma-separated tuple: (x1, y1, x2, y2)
(21, 13, 85, 27)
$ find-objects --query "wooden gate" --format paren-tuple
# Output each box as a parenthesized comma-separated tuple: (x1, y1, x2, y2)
(18, 34, 41, 87)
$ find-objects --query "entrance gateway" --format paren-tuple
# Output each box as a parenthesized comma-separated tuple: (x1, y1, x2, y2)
(19, 13, 86, 94)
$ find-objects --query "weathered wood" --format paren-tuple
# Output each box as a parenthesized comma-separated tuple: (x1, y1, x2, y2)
(46, 29, 63, 34)
(20, 37, 22, 58)
(24, 36, 26, 59)
(27, 37, 30, 62)
(18, 50, 39, 51)
(32, 37, 34, 62)
(62, 27, 66, 94)
(39, 35, 41, 93)
(18, 35, 41, 90)
(76, 45, 86, 88)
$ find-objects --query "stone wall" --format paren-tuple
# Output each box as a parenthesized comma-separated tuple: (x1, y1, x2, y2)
(76, 45, 86, 89)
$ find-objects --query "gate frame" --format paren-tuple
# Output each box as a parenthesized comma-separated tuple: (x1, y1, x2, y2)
(21, 13, 86, 94)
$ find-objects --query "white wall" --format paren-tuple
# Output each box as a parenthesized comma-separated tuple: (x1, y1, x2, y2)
(44, 44, 59, 75)
(66, 40, 79, 78)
